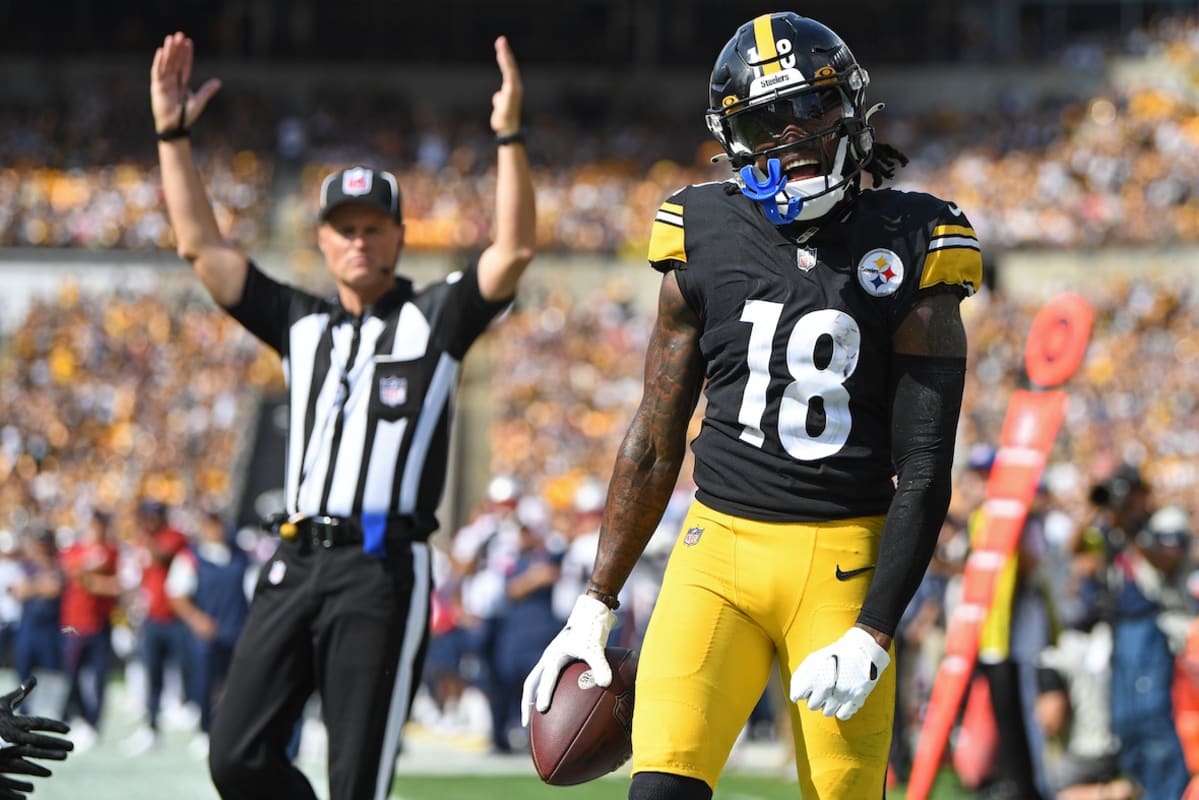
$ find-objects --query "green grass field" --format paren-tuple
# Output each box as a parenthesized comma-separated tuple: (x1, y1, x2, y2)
(384, 773, 972, 799)
(21, 668, 972, 800)
(43, 711, 973, 800)
(43, 725, 974, 800)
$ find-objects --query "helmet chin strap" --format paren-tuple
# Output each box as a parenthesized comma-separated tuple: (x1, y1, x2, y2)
(738, 159, 803, 224)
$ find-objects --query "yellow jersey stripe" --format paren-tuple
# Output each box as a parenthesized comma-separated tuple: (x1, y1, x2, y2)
(921, 246, 983, 293)
(648, 218, 686, 264)
(753, 16, 779, 74)
(931, 224, 976, 240)
(660, 202, 683, 216)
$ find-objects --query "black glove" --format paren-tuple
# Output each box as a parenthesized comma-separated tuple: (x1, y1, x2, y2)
(0, 769, 41, 799)
(0, 678, 72, 798)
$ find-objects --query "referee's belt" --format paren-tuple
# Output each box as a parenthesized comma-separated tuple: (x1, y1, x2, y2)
(277, 515, 418, 549)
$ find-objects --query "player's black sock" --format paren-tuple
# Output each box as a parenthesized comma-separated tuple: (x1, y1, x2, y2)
(628, 771, 713, 800)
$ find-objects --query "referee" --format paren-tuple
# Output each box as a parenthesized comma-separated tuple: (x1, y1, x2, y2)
(150, 32, 536, 800)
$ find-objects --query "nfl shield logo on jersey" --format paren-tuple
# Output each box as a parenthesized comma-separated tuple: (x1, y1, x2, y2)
(796, 248, 818, 271)
(379, 375, 408, 407)
(683, 526, 703, 547)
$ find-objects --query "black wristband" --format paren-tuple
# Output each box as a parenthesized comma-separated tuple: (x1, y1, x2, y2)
(495, 129, 525, 146)
(157, 126, 190, 142)
(158, 76, 190, 142)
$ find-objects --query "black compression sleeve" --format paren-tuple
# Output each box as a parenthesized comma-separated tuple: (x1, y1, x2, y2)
(856, 354, 966, 637)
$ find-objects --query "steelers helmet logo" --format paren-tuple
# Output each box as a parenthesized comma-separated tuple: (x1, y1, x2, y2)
(814, 65, 838, 85)
(857, 249, 904, 297)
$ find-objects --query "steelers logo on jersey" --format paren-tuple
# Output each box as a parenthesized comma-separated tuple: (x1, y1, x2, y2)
(857, 249, 904, 297)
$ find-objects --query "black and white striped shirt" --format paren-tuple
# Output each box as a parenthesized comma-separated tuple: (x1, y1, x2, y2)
(227, 262, 509, 535)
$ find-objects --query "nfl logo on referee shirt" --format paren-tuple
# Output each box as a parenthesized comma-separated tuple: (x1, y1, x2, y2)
(379, 376, 408, 407)
(683, 526, 703, 547)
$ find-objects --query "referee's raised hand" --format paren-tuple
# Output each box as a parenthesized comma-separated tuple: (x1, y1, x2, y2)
(150, 31, 222, 138)
(490, 35, 523, 138)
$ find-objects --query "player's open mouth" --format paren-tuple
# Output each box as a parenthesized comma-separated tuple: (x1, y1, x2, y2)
(784, 160, 822, 181)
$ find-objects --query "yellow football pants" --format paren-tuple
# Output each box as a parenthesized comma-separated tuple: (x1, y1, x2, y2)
(631, 499, 894, 798)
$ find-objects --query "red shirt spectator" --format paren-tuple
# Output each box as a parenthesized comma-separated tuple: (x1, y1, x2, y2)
(60, 516, 120, 636)
(135, 502, 189, 624)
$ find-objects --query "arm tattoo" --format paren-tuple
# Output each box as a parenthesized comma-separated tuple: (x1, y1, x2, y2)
(590, 272, 703, 594)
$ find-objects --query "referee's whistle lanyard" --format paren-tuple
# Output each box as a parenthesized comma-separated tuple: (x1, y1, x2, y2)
(295, 312, 364, 514)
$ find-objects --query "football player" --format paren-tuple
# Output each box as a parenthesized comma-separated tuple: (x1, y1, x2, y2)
(523, 11, 981, 800)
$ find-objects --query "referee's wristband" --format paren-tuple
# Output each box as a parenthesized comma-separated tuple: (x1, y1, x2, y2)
(157, 126, 191, 142)
(495, 129, 525, 146)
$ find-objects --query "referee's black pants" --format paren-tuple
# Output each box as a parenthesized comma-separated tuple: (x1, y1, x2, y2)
(209, 536, 431, 800)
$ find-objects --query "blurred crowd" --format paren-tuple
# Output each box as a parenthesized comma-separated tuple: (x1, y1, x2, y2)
(5, 16, 1199, 257)
(0, 75, 275, 251)
(0, 280, 280, 535)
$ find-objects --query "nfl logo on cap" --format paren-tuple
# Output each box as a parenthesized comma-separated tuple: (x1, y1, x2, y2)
(320, 165, 402, 222)
(342, 167, 372, 196)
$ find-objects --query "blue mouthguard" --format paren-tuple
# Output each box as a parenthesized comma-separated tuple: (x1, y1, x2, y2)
(738, 158, 803, 224)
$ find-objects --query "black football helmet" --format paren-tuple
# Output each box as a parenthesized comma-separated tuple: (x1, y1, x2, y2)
(706, 13, 876, 221)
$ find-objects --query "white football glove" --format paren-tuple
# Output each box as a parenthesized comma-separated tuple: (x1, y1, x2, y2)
(789, 626, 890, 721)
(521, 594, 616, 727)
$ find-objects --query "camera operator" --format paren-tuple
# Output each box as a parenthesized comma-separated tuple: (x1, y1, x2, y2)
(1071, 464, 1190, 800)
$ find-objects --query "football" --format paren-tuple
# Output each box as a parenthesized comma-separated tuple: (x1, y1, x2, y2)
(529, 646, 638, 786)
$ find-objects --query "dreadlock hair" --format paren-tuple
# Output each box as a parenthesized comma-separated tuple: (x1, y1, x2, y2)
(863, 141, 909, 186)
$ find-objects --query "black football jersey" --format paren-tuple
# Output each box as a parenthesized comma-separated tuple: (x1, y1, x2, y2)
(648, 183, 982, 522)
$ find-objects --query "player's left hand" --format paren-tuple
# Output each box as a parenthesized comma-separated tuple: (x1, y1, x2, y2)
(490, 35, 523, 137)
(789, 626, 891, 721)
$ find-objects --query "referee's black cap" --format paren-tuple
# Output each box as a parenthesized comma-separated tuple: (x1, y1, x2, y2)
(319, 166, 403, 223)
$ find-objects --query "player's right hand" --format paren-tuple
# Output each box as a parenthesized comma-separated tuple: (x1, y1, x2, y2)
(150, 31, 222, 135)
(521, 594, 615, 727)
